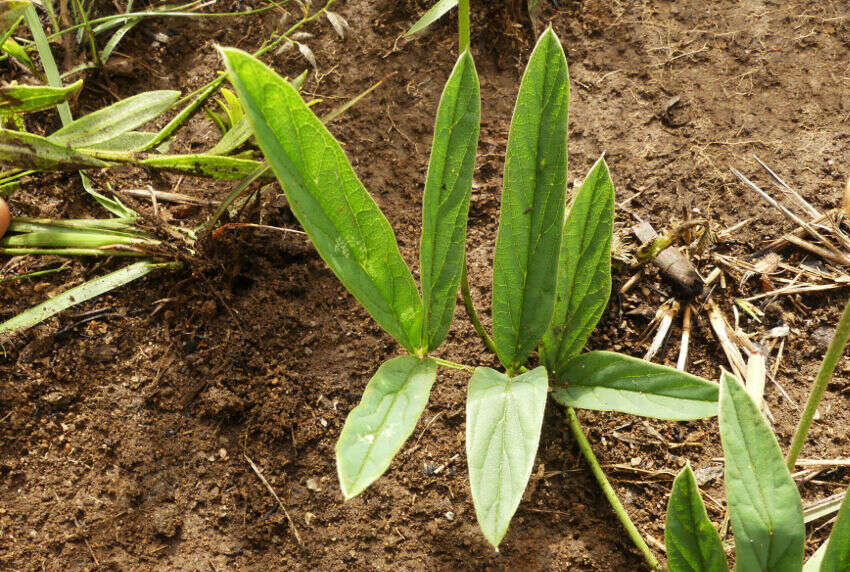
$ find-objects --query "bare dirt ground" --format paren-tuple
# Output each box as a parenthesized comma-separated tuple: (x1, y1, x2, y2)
(1, 0, 849, 569)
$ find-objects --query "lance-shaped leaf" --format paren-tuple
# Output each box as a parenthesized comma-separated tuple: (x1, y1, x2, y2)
(541, 157, 614, 380)
(140, 154, 266, 180)
(820, 488, 850, 571)
(419, 50, 480, 351)
(405, 0, 457, 36)
(336, 356, 437, 499)
(0, 129, 109, 170)
(492, 28, 569, 371)
(0, 79, 83, 114)
(221, 48, 424, 353)
(466, 366, 548, 548)
(719, 371, 804, 572)
(92, 131, 157, 152)
(665, 464, 728, 572)
(49, 90, 179, 148)
(551, 351, 718, 419)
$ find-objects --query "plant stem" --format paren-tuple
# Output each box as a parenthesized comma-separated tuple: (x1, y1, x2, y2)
(786, 296, 850, 470)
(461, 261, 498, 355)
(458, 0, 470, 52)
(566, 407, 661, 570)
(432, 356, 474, 372)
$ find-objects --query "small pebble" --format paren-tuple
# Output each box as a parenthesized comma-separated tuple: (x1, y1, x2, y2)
(445, 511, 455, 521)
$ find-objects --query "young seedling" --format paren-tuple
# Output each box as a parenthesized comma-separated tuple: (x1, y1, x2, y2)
(221, 27, 720, 555)
(666, 370, 850, 572)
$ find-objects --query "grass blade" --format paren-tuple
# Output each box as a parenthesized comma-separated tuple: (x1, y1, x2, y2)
(405, 0, 457, 36)
(0, 261, 174, 337)
(492, 28, 569, 372)
(466, 366, 548, 548)
(336, 356, 437, 499)
(665, 464, 728, 572)
(551, 351, 718, 420)
(0, 79, 82, 114)
(221, 48, 424, 354)
(541, 157, 614, 380)
(49, 90, 179, 148)
(719, 371, 804, 571)
(419, 50, 480, 351)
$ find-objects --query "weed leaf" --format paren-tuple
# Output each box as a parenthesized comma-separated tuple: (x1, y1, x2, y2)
(49, 90, 179, 148)
(0, 129, 109, 170)
(541, 156, 614, 379)
(336, 356, 437, 499)
(140, 154, 266, 180)
(0, 79, 83, 114)
(492, 28, 568, 371)
(0, 261, 158, 338)
(719, 371, 804, 571)
(92, 131, 157, 152)
(405, 0, 457, 37)
(665, 464, 728, 572)
(419, 51, 480, 351)
(551, 352, 718, 420)
(221, 48, 424, 353)
(819, 488, 850, 571)
(466, 366, 547, 548)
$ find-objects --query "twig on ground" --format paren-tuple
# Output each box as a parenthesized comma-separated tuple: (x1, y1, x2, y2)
(244, 454, 302, 545)
(676, 304, 692, 371)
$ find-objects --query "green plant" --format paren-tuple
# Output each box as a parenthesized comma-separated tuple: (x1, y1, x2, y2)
(665, 371, 850, 572)
(221, 27, 720, 555)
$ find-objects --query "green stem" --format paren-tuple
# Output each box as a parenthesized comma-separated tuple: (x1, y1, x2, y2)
(461, 261, 498, 356)
(786, 296, 850, 470)
(72, 0, 100, 67)
(0, 247, 147, 257)
(566, 407, 661, 570)
(458, 0, 470, 52)
(432, 356, 474, 372)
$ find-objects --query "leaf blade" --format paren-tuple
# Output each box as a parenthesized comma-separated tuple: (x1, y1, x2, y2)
(820, 487, 850, 571)
(405, 0, 458, 36)
(419, 50, 480, 351)
(665, 464, 728, 572)
(0, 128, 109, 170)
(719, 371, 804, 572)
(140, 153, 266, 180)
(466, 366, 548, 548)
(221, 48, 424, 353)
(492, 28, 569, 370)
(336, 356, 437, 499)
(551, 351, 719, 420)
(49, 90, 179, 148)
(541, 156, 614, 379)
(0, 79, 83, 114)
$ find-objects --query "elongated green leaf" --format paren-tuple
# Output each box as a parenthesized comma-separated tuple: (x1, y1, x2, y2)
(820, 488, 850, 571)
(207, 115, 252, 155)
(551, 352, 718, 420)
(92, 131, 157, 152)
(405, 0, 457, 36)
(467, 366, 548, 548)
(0, 79, 83, 114)
(221, 48, 424, 353)
(2, 37, 35, 74)
(719, 371, 804, 571)
(0, 129, 109, 170)
(541, 157, 614, 380)
(0, 0, 27, 30)
(49, 90, 179, 148)
(492, 28, 569, 371)
(140, 154, 265, 180)
(0, 230, 148, 248)
(804, 541, 829, 572)
(419, 51, 480, 352)
(336, 356, 437, 499)
(665, 465, 728, 572)
(0, 261, 161, 337)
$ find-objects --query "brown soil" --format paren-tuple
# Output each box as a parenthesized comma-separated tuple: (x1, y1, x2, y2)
(2, 0, 849, 569)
